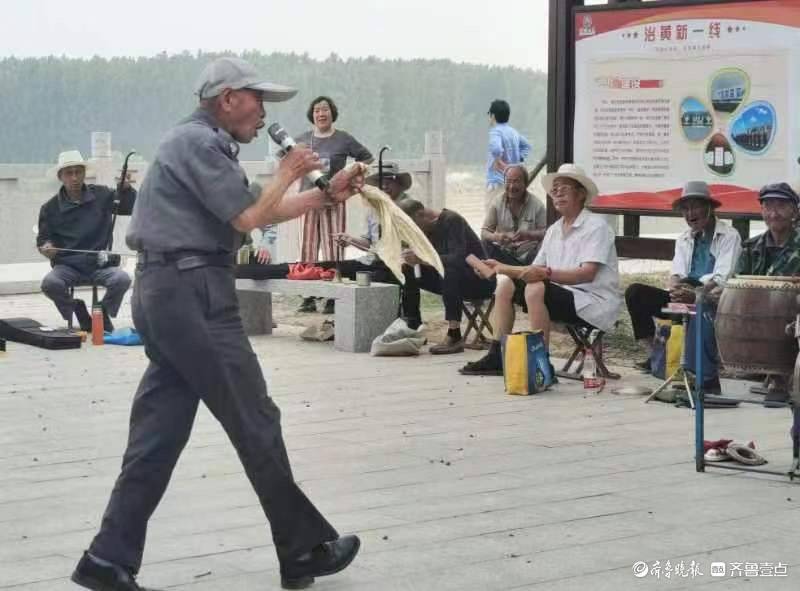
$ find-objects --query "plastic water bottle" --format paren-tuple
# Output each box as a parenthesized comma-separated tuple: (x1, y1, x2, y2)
(583, 348, 604, 392)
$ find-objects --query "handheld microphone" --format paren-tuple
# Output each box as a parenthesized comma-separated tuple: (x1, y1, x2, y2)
(267, 123, 330, 193)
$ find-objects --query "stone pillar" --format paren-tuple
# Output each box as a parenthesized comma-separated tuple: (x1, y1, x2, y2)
(236, 290, 273, 335)
(425, 131, 446, 210)
(89, 131, 114, 186)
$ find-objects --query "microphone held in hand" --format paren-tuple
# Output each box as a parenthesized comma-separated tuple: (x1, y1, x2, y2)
(267, 123, 330, 193)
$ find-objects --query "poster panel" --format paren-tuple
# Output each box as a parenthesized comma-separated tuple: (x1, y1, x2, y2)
(574, 0, 800, 215)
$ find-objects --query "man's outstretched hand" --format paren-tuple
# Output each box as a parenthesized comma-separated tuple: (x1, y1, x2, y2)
(327, 162, 368, 202)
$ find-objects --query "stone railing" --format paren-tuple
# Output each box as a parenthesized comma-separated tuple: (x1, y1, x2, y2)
(0, 131, 445, 265)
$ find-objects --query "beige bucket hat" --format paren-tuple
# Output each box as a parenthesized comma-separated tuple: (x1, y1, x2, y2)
(541, 163, 599, 203)
(52, 150, 90, 179)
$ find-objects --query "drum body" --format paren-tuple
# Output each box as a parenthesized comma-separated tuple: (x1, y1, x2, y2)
(715, 275, 800, 375)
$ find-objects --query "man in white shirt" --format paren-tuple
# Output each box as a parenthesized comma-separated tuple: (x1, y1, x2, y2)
(461, 164, 621, 376)
(625, 181, 741, 389)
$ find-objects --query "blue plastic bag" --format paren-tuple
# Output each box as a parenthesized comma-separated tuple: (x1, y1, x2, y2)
(104, 328, 143, 346)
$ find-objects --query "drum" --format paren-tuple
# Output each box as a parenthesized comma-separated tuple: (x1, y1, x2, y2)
(715, 276, 800, 375)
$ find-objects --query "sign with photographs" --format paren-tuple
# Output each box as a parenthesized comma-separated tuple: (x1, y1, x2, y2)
(573, 0, 799, 215)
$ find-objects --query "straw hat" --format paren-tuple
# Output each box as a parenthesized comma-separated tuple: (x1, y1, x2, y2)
(365, 162, 413, 192)
(541, 163, 599, 202)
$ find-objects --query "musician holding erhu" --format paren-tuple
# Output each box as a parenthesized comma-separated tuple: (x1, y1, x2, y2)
(625, 181, 742, 393)
(37, 150, 137, 332)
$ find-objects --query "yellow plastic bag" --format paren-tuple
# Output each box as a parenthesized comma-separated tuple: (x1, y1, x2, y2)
(501, 331, 554, 395)
(651, 319, 683, 379)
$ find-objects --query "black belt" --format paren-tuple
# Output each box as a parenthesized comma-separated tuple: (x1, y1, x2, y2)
(137, 251, 234, 270)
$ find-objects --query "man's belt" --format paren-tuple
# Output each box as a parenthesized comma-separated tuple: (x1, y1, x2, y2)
(137, 251, 234, 270)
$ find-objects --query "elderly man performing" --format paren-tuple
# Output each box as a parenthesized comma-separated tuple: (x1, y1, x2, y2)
(482, 164, 547, 265)
(625, 181, 741, 390)
(733, 182, 800, 406)
(36, 150, 136, 332)
(71, 57, 365, 591)
(461, 164, 621, 376)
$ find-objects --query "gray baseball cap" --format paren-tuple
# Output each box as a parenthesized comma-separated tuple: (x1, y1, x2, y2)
(195, 57, 297, 102)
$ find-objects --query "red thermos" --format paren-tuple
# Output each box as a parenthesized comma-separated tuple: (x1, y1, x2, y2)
(91, 304, 104, 345)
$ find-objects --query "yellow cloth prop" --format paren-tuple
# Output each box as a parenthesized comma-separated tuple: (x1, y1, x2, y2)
(357, 184, 444, 284)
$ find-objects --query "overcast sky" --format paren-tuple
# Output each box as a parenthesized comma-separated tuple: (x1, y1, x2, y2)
(4, 0, 559, 71)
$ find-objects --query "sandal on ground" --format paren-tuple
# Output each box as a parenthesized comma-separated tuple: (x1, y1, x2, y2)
(726, 442, 767, 466)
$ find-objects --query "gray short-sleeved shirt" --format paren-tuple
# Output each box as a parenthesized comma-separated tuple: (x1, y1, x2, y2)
(482, 190, 547, 260)
(126, 109, 254, 253)
(295, 129, 372, 191)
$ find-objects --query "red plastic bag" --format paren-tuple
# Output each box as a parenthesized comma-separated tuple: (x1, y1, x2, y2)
(287, 264, 335, 281)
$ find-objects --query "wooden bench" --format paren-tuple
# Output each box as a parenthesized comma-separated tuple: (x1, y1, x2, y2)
(235, 278, 400, 353)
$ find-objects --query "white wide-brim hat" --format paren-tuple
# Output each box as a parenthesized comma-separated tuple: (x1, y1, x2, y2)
(52, 149, 90, 179)
(541, 163, 599, 203)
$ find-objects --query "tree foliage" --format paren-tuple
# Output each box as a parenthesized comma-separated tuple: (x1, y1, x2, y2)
(0, 51, 546, 164)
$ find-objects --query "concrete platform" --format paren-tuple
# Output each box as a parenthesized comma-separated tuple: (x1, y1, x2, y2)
(0, 263, 50, 295)
(1, 292, 798, 590)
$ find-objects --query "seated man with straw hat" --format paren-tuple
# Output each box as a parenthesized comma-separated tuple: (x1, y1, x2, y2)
(460, 163, 621, 375)
(624, 181, 740, 391)
(36, 150, 136, 332)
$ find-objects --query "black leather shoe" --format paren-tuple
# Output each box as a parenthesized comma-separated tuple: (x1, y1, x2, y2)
(71, 551, 160, 591)
(430, 335, 465, 355)
(280, 535, 360, 590)
(459, 352, 502, 376)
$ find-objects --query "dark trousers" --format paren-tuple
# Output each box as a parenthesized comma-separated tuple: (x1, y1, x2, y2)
(41, 264, 131, 320)
(89, 262, 337, 573)
(402, 261, 496, 323)
(625, 283, 670, 341)
(626, 282, 719, 379)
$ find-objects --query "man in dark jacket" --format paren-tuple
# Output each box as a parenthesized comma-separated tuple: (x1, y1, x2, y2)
(399, 199, 495, 354)
(37, 150, 136, 331)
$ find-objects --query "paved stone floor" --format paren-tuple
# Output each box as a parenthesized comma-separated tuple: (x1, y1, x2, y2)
(1, 293, 799, 591)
